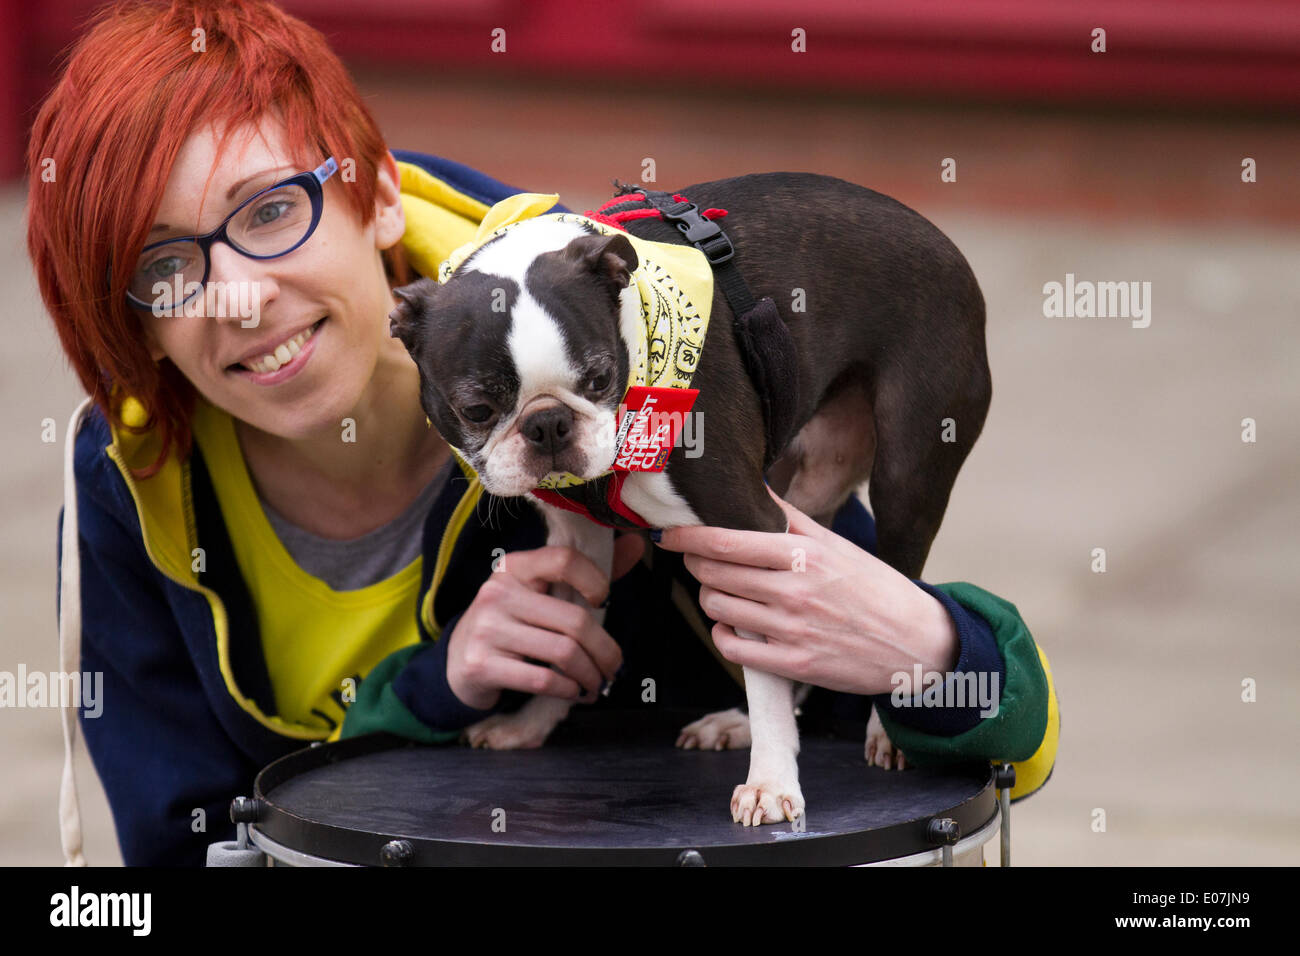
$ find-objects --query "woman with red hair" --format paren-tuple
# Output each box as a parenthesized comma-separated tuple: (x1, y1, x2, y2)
(32, 0, 1056, 866)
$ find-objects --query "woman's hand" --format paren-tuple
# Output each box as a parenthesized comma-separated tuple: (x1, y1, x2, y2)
(655, 488, 958, 696)
(446, 534, 645, 711)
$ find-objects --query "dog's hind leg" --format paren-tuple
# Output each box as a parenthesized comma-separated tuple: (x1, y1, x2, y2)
(865, 360, 989, 581)
(857, 356, 990, 768)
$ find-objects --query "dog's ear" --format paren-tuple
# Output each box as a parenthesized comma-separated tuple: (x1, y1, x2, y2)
(388, 278, 437, 350)
(564, 233, 639, 291)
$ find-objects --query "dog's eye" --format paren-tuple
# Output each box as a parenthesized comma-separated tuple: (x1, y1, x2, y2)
(460, 404, 494, 423)
(587, 371, 612, 392)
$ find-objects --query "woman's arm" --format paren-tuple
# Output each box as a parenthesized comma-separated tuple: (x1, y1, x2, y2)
(656, 486, 1058, 790)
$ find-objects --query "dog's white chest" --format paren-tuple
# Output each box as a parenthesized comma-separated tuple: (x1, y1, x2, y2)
(617, 471, 701, 529)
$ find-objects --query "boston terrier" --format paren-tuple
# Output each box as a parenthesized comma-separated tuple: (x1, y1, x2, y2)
(388, 172, 991, 826)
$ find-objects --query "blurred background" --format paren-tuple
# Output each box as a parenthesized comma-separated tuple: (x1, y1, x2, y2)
(2, 0, 1297, 865)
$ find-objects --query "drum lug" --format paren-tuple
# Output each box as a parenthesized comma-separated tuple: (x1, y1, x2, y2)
(230, 795, 262, 824)
(926, 817, 960, 867)
(994, 762, 1016, 867)
(676, 849, 706, 867)
(381, 839, 415, 866)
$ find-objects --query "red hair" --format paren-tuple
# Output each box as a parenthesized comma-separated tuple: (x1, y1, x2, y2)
(26, 0, 396, 475)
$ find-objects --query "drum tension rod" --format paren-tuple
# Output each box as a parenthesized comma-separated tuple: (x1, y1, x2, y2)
(994, 763, 1016, 867)
(926, 817, 960, 866)
(228, 797, 262, 859)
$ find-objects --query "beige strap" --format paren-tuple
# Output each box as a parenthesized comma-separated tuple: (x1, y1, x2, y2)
(59, 397, 93, 866)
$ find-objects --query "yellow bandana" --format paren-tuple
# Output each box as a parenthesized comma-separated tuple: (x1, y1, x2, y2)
(437, 193, 714, 490)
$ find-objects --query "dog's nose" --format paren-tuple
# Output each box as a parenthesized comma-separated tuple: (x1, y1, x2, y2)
(521, 405, 573, 454)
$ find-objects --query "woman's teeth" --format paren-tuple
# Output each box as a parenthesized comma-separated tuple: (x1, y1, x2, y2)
(242, 323, 318, 373)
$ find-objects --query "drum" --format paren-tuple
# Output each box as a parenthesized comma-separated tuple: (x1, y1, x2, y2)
(236, 709, 1000, 867)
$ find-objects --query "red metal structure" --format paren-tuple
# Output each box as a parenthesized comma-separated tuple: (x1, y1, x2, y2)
(4, 0, 1299, 181)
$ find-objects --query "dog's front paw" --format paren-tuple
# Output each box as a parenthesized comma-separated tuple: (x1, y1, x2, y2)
(731, 779, 805, 826)
(462, 696, 571, 750)
(676, 707, 751, 750)
(865, 707, 906, 770)
(462, 713, 549, 750)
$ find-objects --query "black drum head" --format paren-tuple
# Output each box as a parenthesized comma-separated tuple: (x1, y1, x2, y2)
(253, 708, 994, 866)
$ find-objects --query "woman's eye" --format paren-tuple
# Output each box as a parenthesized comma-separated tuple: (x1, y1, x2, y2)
(251, 200, 292, 226)
(145, 256, 185, 280)
(461, 404, 494, 423)
(587, 370, 611, 392)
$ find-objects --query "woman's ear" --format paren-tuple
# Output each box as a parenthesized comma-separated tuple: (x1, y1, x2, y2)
(373, 151, 406, 251)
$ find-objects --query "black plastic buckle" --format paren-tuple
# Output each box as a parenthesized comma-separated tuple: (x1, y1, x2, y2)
(657, 200, 735, 264)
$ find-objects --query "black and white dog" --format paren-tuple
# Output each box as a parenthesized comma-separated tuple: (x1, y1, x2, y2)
(388, 173, 991, 825)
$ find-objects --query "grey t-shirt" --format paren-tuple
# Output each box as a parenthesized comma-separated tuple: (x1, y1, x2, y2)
(259, 477, 440, 591)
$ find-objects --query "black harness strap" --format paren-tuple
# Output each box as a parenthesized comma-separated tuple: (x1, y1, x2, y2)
(600, 186, 801, 470)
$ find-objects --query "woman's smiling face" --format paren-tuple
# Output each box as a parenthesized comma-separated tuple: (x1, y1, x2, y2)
(137, 115, 406, 439)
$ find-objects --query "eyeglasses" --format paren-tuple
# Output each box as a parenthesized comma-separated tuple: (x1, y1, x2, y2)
(121, 156, 339, 311)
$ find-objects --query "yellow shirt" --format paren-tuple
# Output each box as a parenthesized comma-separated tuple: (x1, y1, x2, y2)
(190, 400, 430, 734)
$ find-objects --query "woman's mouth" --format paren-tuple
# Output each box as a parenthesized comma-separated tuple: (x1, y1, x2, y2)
(229, 318, 325, 385)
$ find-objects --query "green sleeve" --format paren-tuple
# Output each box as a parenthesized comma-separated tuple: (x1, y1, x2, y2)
(875, 582, 1049, 767)
(337, 643, 461, 745)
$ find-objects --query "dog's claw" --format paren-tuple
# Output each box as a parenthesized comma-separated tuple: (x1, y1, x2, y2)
(731, 782, 804, 826)
(865, 708, 905, 770)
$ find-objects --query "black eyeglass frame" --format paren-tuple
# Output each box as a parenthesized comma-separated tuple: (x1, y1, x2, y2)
(116, 156, 339, 311)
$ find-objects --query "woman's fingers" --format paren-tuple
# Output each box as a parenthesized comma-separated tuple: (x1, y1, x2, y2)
(503, 585, 622, 682)
(499, 613, 611, 697)
(492, 621, 607, 698)
(656, 488, 847, 567)
(477, 653, 585, 700)
(697, 584, 795, 643)
(683, 552, 791, 603)
(655, 524, 802, 570)
(708, 621, 803, 679)
(506, 545, 610, 608)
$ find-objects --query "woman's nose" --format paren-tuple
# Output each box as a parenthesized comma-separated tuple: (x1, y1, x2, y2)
(206, 240, 274, 326)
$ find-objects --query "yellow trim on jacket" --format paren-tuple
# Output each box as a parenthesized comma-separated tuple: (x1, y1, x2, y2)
(1005, 644, 1059, 801)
